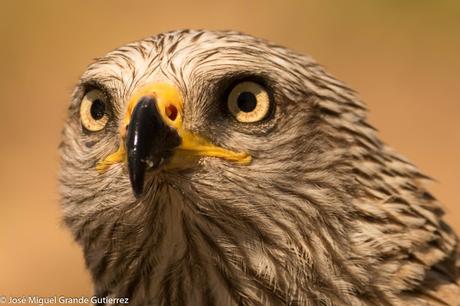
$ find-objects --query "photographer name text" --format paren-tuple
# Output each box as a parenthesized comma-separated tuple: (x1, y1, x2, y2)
(0, 295, 129, 305)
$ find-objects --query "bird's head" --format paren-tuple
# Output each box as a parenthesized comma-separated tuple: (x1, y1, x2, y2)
(60, 30, 381, 303)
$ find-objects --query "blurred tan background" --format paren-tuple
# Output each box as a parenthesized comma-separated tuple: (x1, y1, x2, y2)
(0, 0, 459, 301)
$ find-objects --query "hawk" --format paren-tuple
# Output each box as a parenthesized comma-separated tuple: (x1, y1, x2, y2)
(59, 30, 460, 305)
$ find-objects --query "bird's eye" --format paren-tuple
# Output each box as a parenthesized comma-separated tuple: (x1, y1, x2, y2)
(227, 81, 271, 123)
(80, 89, 109, 131)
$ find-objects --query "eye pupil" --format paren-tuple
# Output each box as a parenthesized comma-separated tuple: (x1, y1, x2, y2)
(237, 92, 257, 112)
(90, 99, 106, 120)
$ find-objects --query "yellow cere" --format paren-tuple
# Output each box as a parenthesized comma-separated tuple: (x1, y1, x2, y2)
(96, 83, 252, 173)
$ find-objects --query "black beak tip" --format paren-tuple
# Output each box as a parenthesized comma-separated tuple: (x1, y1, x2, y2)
(132, 184, 144, 198)
(126, 97, 157, 198)
(127, 156, 146, 198)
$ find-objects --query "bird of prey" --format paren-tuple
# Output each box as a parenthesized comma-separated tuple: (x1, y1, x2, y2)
(59, 30, 460, 306)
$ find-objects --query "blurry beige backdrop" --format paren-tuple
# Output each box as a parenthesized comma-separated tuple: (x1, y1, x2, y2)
(0, 0, 459, 300)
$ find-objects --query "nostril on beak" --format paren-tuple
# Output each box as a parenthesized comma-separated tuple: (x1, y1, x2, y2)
(165, 104, 178, 121)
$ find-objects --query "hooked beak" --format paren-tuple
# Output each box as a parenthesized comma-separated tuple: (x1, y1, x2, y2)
(96, 83, 251, 197)
(125, 96, 180, 196)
